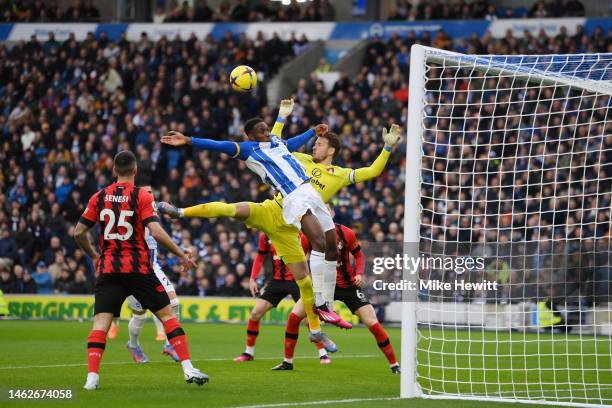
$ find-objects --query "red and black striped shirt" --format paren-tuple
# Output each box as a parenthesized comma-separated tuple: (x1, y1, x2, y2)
(250, 232, 294, 281)
(79, 182, 159, 275)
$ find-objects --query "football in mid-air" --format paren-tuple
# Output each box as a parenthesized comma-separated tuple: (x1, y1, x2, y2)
(230, 65, 257, 92)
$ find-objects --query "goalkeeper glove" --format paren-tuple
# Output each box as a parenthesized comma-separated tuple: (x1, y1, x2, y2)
(278, 98, 294, 118)
(382, 124, 400, 148)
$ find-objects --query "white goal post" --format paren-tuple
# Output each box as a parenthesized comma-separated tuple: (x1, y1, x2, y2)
(402, 45, 611, 407)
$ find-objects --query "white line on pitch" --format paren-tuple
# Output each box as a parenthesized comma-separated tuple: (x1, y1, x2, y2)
(0, 354, 378, 370)
(233, 397, 402, 408)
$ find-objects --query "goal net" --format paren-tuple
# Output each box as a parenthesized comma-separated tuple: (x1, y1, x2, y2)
(402, 45, 611, 407)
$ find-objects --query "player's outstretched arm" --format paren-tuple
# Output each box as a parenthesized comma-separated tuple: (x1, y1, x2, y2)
(350, 124, 400, 184)
(161, 131, 241, 159)
(73, 221, 100, 268)
(286, 124, 328, 152)
(271, 98, 294, 138)
(148, 221, 195, 272)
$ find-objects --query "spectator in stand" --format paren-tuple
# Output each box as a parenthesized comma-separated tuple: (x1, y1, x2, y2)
(1, 267, 16, 293)
(68, 267, 92, 294)
(53, 268, 72, 294)
(32, 261, 53, 294)
(0, 225, 17, 270)
(530, 0, 549, 17)
(13, 264, 37, 294)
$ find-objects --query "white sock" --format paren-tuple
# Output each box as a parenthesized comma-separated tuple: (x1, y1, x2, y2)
(245, 346, 255, 355)
(181, 359, 194, 371)
(128, 314, 146, 347)
(284, 358, 293, 364)
(310, 250, 326, 307)
(318, 348, 328, 357)
(323, 260, 337, 309)
(153, 314, 165, 335)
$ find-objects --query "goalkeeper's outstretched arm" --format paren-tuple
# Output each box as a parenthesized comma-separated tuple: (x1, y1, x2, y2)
(270, 98, 294, 138)
(350, 124, 400, 184)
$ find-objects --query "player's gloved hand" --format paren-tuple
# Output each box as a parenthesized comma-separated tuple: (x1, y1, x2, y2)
(161, 131, 191, 147)
(382, 124, 400, 148)
(278, 98, 294, 118)
(314, 124, 329, 137)
(249, 279, 258, 297)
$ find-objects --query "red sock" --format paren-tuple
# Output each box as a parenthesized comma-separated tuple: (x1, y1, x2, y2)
(87, 329, 106, 373)
(284, 312, 303, 360)
(369, 322, 397, 365)
(246, 319, 260, 348)
(305, 321, 325, 350)
(163, 317, 190, 361)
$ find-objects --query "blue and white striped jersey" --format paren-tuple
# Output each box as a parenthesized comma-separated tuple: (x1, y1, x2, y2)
(144, 225, 158, 264)
(191, 129, 315, 197)
(241, 135, 310, 197)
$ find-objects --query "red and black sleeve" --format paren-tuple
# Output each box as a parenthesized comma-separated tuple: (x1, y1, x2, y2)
(79, 191, 100, 227)
(250, 232, 269, 280)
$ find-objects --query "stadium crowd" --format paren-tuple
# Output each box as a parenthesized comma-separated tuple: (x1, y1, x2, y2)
(387, 0, 586, 20)
(0, 23, 609, 302)
(1, 0, 589, 23)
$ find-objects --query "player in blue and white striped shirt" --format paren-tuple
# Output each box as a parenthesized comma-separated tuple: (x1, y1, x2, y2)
(161, 99, 350, 330)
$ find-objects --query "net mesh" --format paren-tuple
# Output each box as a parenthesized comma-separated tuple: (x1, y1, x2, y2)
(416, 49, 611, 406)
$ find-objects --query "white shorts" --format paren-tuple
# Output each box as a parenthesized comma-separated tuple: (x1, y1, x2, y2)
(282, 183, 334, 232)
(127, 261, 176, 313)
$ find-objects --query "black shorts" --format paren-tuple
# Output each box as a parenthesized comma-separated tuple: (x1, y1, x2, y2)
(258, 279, 300, 307)
(334, 285, 371, 314)
(94, 273, 170, 317)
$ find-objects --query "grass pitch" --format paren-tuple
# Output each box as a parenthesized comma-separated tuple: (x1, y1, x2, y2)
(0, 320, 607, 407)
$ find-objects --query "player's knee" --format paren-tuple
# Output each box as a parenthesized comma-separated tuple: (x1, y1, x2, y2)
(155, 305, 174, 322)
(93, 313, 114, 331)
(251, 309, 264, 321)
(358, 307, 378, 327)
(234, 202, 250, 220)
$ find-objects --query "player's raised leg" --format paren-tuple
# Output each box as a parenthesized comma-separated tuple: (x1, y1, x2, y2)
(235, 299, 272, 362)
(157, 201, 245, 221)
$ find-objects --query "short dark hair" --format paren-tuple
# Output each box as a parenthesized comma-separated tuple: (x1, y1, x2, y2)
(113, 150, 137, 176)
(319, 132, 341, 158)
(244, 117, 264, 136)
